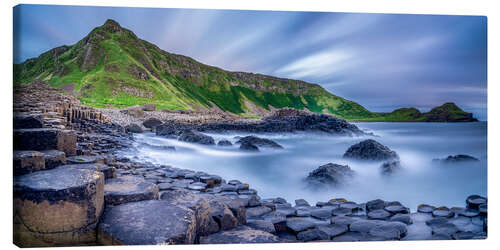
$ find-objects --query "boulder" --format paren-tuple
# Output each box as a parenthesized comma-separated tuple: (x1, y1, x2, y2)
(97, 200, 197, 245)
(343, 139, 399, 161)
(217, 140, 232, 146)
(432, 207, 455, 218)
(104, 176, 159, 206)
(40, 150, 66, 169)
(14, 113, 43, 129)
(286, 217, 317, 233)
(14, 168, 104, 247)
(179, 130, 215, 145)
(417, 204, 435, 213)
(239, 141, 259, 151)
(142, 117, 163, 129)
(13, 150, 45, 176)
(368, 221, 408, 240)
(125, 123, 143, 133)
(246, 220, 276, 234)
(120, 106, 144, 118)
(199, 226, 280, 244)
(247, 206, 272, 219)
(367, 209, 392, 220)
(297, 228, 330, 241)
(306, 163, 354, 186)
(61, 163, 116, 179)
(366, 199, 386, 212)
(160, 190, 219, 236)
(381, 160, 402, 175)
(316, 224, 348, 238)
(14, 128, 77, 156)
(466, 195, 487, 210)
(142, 104, 156, 111)
(434, 154, 479, 163)
(235, 136, 283, 149)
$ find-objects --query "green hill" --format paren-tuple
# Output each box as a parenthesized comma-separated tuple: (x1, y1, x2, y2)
(14, 19, 375, 120)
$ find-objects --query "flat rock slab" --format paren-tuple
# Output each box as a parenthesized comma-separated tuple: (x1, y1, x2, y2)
(14, 168, 104, 247)
(367, 209, 392, 220)
(417, 204, 435, 213)
(104, 176, 159, 206)
(14, 128, 77, 156)
(247, 220, 276, 234)
(316, 224, 348, 238)
(98, 200, 197, 245)
(61, 163, 116, 179)
(199, 226, 280, 244)
(67, 155, 99, 164)
(13, 150, 45, 176)
(40, 150, 66, 169)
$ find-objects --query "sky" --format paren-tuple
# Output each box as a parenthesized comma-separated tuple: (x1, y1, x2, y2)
(13, 5, 488, 120)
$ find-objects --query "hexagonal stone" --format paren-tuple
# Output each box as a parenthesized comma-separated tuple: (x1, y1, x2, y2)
(296, 207, 312, 217)
(157, 182, 175, 191)
(384, 205, 409, 214)
(432, 207, 455, 218)
(425, 217, 449, 227)
(61, 163, 116, 179)
(331, 231, 365, 242)
(297, 228, 330, 241)
(368, 221, 408, 240)
(13, 150, 45, 176)
(366, 199, 385, 212)
(466, 195, 487, 210)
(104, 176, 159, 206)
(199, 226, 280, 244)
(457, 208, 480, 217)
(14, 113, 43, 129)
(98, 200, 197, 245)
(14, 129, 77, 156)
(67, 155, 99, 164)
(14, 168, 104, 247)
(331, 216, 360, 227)
(350, 220, 387, 233)
(295, 199, 310, 207)
(188, 182, 207, 192)
(340, 201, 360, 210)
(246, 220, 276, 234)
(431, 223, 459, 236)
(332, 207, 353, 216)
(367, 209, 392, 220)
(247, 206, 272, 219)
(417, 204, 435, 213)
(390, 213, 413, 225)
(286, 217, 317, 233)
(40, 150, 66, 169)
(311, 207, 334, 220)
(316, 224, 348, 238)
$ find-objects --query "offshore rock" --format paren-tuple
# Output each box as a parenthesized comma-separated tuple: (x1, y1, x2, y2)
(343, 139, 399, 161)
(306, 163, 354, 186)
(434, 154, 479, 163)
(142, 117, 163, 129)
(235, 136, 283, 149)
(179, 130, 215, 145)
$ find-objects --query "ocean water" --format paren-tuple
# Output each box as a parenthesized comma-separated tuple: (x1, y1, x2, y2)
(122, 122, 487, 210)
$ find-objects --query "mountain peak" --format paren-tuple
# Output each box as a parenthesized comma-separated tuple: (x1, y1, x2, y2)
(102, 19, 123, 33)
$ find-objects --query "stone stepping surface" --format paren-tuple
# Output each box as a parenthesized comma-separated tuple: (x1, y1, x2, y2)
(40, 150, 66, 169)
(67, 155, 100, 164)
(14, 113, 43, 129)
(61, 163, 117, 179)
(417, 204, 435, 213)
(104, 176, 159, 206)
(14, 167, 104, 247)
(199, 226, 280, 244)
(98, 200, 197, 245)
(432, 207, 455, 218)
(14, 128, 77, 156)
(13, 150, 45, 176)
(466, 195, 487, 210)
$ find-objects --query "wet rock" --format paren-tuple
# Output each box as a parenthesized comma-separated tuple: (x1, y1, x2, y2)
(199, 225, 280, 244)
(179, 130, 215, 145)
(310, 207, 334, 220)
(306, 163, 355, 186)
(217, 140, 232, 146)
(13, 150, 45, 176)
(331, 216, 359, 227)
(417, 204, 435, 213)
(381, 160, 402, 175)
(369, 221, 408, 240)
(142, 117, 162, 129)
(297, 228, 330, 241)
(239, 141, 259, 151)
(125, 123, 143, 133)
(331, 231, 365, 242)
(332, 207, 353, 216)
(40, 150, 66, 169)
(367, 209, 392, 220)
(104, 176, 159, 206)
(14, 128, 77, 156)
(286, 217, 317, 233)
(479, 204, 487, 215)
(67, 155, 99, 164)
(432, 207, 455, 218)
(431, 223, 459, 236)
(366, 199, 386, 212)
(235, 136, 283, 149)
(466, 195, 487, 210)
(343, 139, 399, 161)
(457, 208, 480, 217)
(295, 199, 310, 207)
(434, 154, 479, 163)
(316, 224, 348, 238)
(14, 113, 43, 129)
(247, 206, 272, 219)
(14, 168, 104, 247)
(390, 213, 413, 225)
(61, 163, 116, 179)
(425, 217, 449, 227)
(97, 200, 196, 245)
(350, 220, 387, 233)
(247, 220, 276, 234)
(277, 231, 298, 242)
(385, 205, 409, 214)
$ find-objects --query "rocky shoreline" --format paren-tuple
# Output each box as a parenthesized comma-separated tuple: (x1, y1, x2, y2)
(13, 83, 487, 247)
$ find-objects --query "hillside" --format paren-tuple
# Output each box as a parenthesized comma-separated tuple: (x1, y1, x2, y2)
(354, 102, 478, 122)
(14, 19, 375, 120)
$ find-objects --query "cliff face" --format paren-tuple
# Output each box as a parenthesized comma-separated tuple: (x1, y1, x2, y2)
(14, 19, 374, 120)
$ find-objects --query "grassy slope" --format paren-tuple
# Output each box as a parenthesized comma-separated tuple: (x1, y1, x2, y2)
(13, 19, 375, 119)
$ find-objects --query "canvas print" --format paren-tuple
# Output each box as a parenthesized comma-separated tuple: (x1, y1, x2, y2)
(13, 4, 487, 247)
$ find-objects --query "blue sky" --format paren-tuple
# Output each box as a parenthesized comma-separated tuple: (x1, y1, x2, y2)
(14, 5, 487, 120)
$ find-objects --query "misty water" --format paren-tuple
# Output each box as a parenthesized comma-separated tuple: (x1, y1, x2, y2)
(122, 122, 487, 210)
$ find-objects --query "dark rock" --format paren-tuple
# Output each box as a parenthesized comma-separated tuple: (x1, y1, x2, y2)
(120, 106, 144, 118)
(366, 199, 386, 212)
(157, 182, 174, 191)
(316, 224, 348, 238)
(429, 233, 453, 240)
(179, 130, 215, 145)
(466, 195, 487, 210)
(104, 176, 159, 206)
(199, 226, 280, 244)
(332, 207, 353, 216)
(297, 228, 330, 241)
(66, 155, 99, 164)
(239, 141, 259, 151)
(331, 231, 365, 242)
(247, 220, 276, 234)
(369, 222, 408, 240)
(331, 216, 359, 227)
(286, 217, 318, 233)
(434, 154, 479, 163)
(14, 113, 43, 129)
(432, 207, 455, 218)
(343, 139, 399, 161)
(13, 150, 45, 176)
(310, 207, 334, 220)
(390, 213, 413, 225)
(142, 104, 156, 111)
(431, 223, 459, 236)
(235, 136, 283, 149)
(97, 200, 196, 245)
(367, 209, 392, 220)
(125, 123, 143, 133)
(295, 199, 310, 207)
(61, 163, 116, 179)
(14, 128, 77, 156)
(40, 150, 66, 169)
(14, 168, 104, 247)
(142, 118, 162, 129)
(457, 208, 480, 218)
(385, 205, 409, 214)
(425, 217, 449, 227)
(247, 206, 272, 219)
(417, 204, 435, 213)
(306, 163, 354, 186)
(217, 140, 232, 146)
(381, 160, 402, 175)
(350, 220, 387, 233)
(277, 231, 298, 242)
(295, 207, 312, 217)
(479, 204, 487, 215)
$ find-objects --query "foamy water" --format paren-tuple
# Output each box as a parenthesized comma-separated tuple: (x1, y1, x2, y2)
(121, 122, 487, 210)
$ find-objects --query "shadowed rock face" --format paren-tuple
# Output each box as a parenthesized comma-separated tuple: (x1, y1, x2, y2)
(235, 136, 283, 149)
(343, 139, 399, 161)
(306, 163, 355, 186)
(14, 128, 77, 156)
(433, 154, 479, 163)
(14, 168, 104, 247)
(178, 130, 215, 145)
(97, 200, 197, 245)
(13, 150, 45, 176)
(199, 225, 280, 244)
